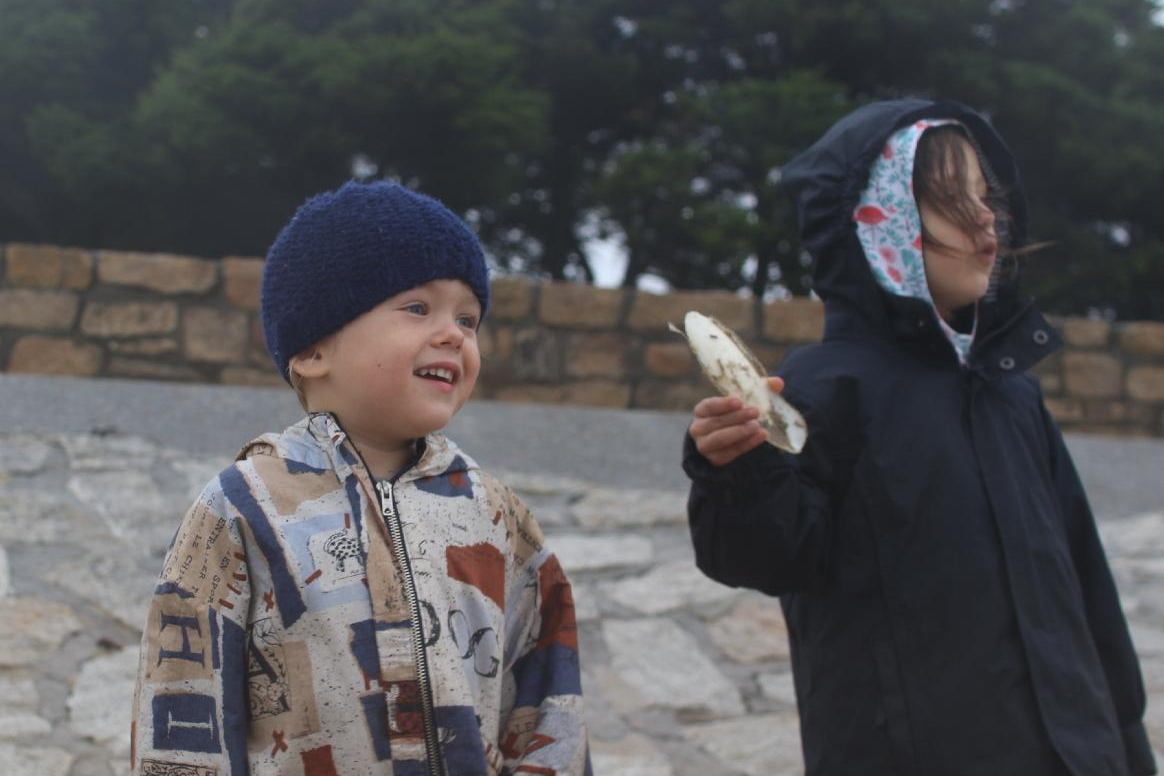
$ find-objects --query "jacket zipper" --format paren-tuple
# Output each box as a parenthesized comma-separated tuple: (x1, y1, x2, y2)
(375, 478, 445, 776)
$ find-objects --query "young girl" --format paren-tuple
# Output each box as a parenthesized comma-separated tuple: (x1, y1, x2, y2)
(683, 99, 1156, 776)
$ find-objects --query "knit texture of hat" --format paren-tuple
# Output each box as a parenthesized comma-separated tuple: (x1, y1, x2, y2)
(261, 181, 490, 381)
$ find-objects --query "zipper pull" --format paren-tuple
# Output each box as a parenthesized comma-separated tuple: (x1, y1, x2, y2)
(375, 479, 397, 519)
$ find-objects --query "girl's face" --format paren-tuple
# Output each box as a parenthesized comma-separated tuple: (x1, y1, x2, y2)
(917, 135, 998, 321)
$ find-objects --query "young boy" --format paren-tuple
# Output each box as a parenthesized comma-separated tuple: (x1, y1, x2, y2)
(131, 181, 591, 776)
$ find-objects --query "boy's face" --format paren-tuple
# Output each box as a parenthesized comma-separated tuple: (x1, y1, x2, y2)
(309, 279, 482, 450)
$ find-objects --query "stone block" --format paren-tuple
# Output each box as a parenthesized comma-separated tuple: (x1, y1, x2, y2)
(644, 342, 694, 378)
(479, 325, 512, 361)
(107, 337, 178, 356)
(0, 744, 75, 776)
(1044, 397, 1084, 423)
(0, 289, 78, 330)
(511, 327, 561, 380)
(183, 306, 248, 363)
(0, 711, 51, 739)
(707, 597, 791, 663)
(761, 297, 824, 342)
(603, 618, 744, 719)
(80, 301, 178, 337)
(220, 366, 284, 387)
(1063, 352, 1122, 398)
(494, 380, 631, 408)
(554, 534, 654, 572)
(1030, 351, 1061, 391)
(602, 560, 736, 615)
(0, 435, 51, 475)
(489, 276, 536, 321)
(5, 244, 92, 289)
(539, 282, 625, 328)
(757, 670, 798, 708)
(1037, 371, 1063, 395)
(564, 332, 629, 378)
(1082, 400, 1155, 425)
(633, 379, 709, 412)
(1127, 367, 1164, 402)
(571, 487, 687, 529)
(0, 596, 82, 667)
(590, 734, 675, 776)
(107, 357, 203, 381)
(1060, 318, 1111, 349)
(249, 317, 271, 366)
(476, 366, 509, 396)
(8, 336, 102, 376)
(68, 647, 139, 752)
(683, 713, 803, 776)
(1119, 322, 1164, 358)
(222, 256, 263, 310)
(97, 250, 217, 294)
(1071, 424, 1153, 438)
(628, 289, 752, 335)
(750, 342, 788, 373)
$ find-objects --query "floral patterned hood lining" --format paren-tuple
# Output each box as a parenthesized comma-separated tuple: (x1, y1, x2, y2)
(853, 118, 976, 364)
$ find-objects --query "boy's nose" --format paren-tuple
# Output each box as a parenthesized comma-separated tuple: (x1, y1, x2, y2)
(434, 318, 465, 349)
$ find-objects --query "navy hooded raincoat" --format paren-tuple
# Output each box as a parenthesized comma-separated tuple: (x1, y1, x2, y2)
(683, 99, 1156, 776)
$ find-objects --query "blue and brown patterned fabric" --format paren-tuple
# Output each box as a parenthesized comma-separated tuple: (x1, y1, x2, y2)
(131, 413, 590, 776)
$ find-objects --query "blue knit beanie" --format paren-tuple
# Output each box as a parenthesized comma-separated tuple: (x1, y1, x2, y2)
(261, 181, 490, 381)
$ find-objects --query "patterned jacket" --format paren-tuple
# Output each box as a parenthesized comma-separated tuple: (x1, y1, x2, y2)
(131, 413, 590, 776)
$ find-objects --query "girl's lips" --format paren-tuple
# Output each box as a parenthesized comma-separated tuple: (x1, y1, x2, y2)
(977, 240, 999, 264)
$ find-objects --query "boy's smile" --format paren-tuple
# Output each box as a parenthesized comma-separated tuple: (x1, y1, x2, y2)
(298, 278, 482, 477)
(416, 363, 459, 386)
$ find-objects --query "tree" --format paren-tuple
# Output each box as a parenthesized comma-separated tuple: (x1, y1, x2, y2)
(0, 0, 235, 245)
(121, 0, 548, 257)
(1, 0, 1161, 318)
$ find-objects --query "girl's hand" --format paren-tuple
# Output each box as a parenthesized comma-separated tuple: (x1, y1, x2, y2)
(690, 376, 784, 467)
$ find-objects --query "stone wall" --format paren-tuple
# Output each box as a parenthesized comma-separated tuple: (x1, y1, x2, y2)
(2, 242, 1163, 436)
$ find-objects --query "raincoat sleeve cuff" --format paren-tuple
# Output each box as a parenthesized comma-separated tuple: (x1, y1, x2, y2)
(682, 431, 794, 492)
(1122, 719, 1157, 776)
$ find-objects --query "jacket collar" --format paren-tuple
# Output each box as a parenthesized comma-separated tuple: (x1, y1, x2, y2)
(237, 412, 469, 483)
(824, 291, 1061, 378)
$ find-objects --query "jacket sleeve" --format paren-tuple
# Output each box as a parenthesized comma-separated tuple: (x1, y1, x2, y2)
(683, 386, 847, 596)
(131, 478, 253, 776)
(1042, 403, 1157, 776)
(497, 490, 591, 776)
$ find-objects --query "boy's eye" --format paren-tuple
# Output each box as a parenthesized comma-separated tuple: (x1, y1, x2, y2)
(403, 303, 427, 315)
(457, 314, 479, 329)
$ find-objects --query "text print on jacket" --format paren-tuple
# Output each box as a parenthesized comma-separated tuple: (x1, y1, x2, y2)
(132, 412, 590, 776)
(684, 99, 1155, 776)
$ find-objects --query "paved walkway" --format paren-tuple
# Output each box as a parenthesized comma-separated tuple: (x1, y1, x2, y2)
(1, 374, 1161, 775)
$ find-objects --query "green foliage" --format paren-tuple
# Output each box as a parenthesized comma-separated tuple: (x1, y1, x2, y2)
(0, 0, 1161, 318)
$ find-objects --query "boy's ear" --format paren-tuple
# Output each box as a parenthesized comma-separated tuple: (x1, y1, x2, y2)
(289, 342, 332, 380)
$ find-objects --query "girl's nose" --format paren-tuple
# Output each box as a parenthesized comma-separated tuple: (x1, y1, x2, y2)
(977, 199, 996, 228)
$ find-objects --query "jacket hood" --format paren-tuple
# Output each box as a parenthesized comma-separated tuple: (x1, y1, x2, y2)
(856, 117, 982, 362)
(781, 99, 1029, 337)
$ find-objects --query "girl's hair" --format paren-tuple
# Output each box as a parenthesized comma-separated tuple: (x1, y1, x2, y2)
(912, 125, 1011, 255)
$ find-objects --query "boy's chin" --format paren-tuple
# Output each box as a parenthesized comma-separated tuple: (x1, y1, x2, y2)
(401, 411, 458, 438)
